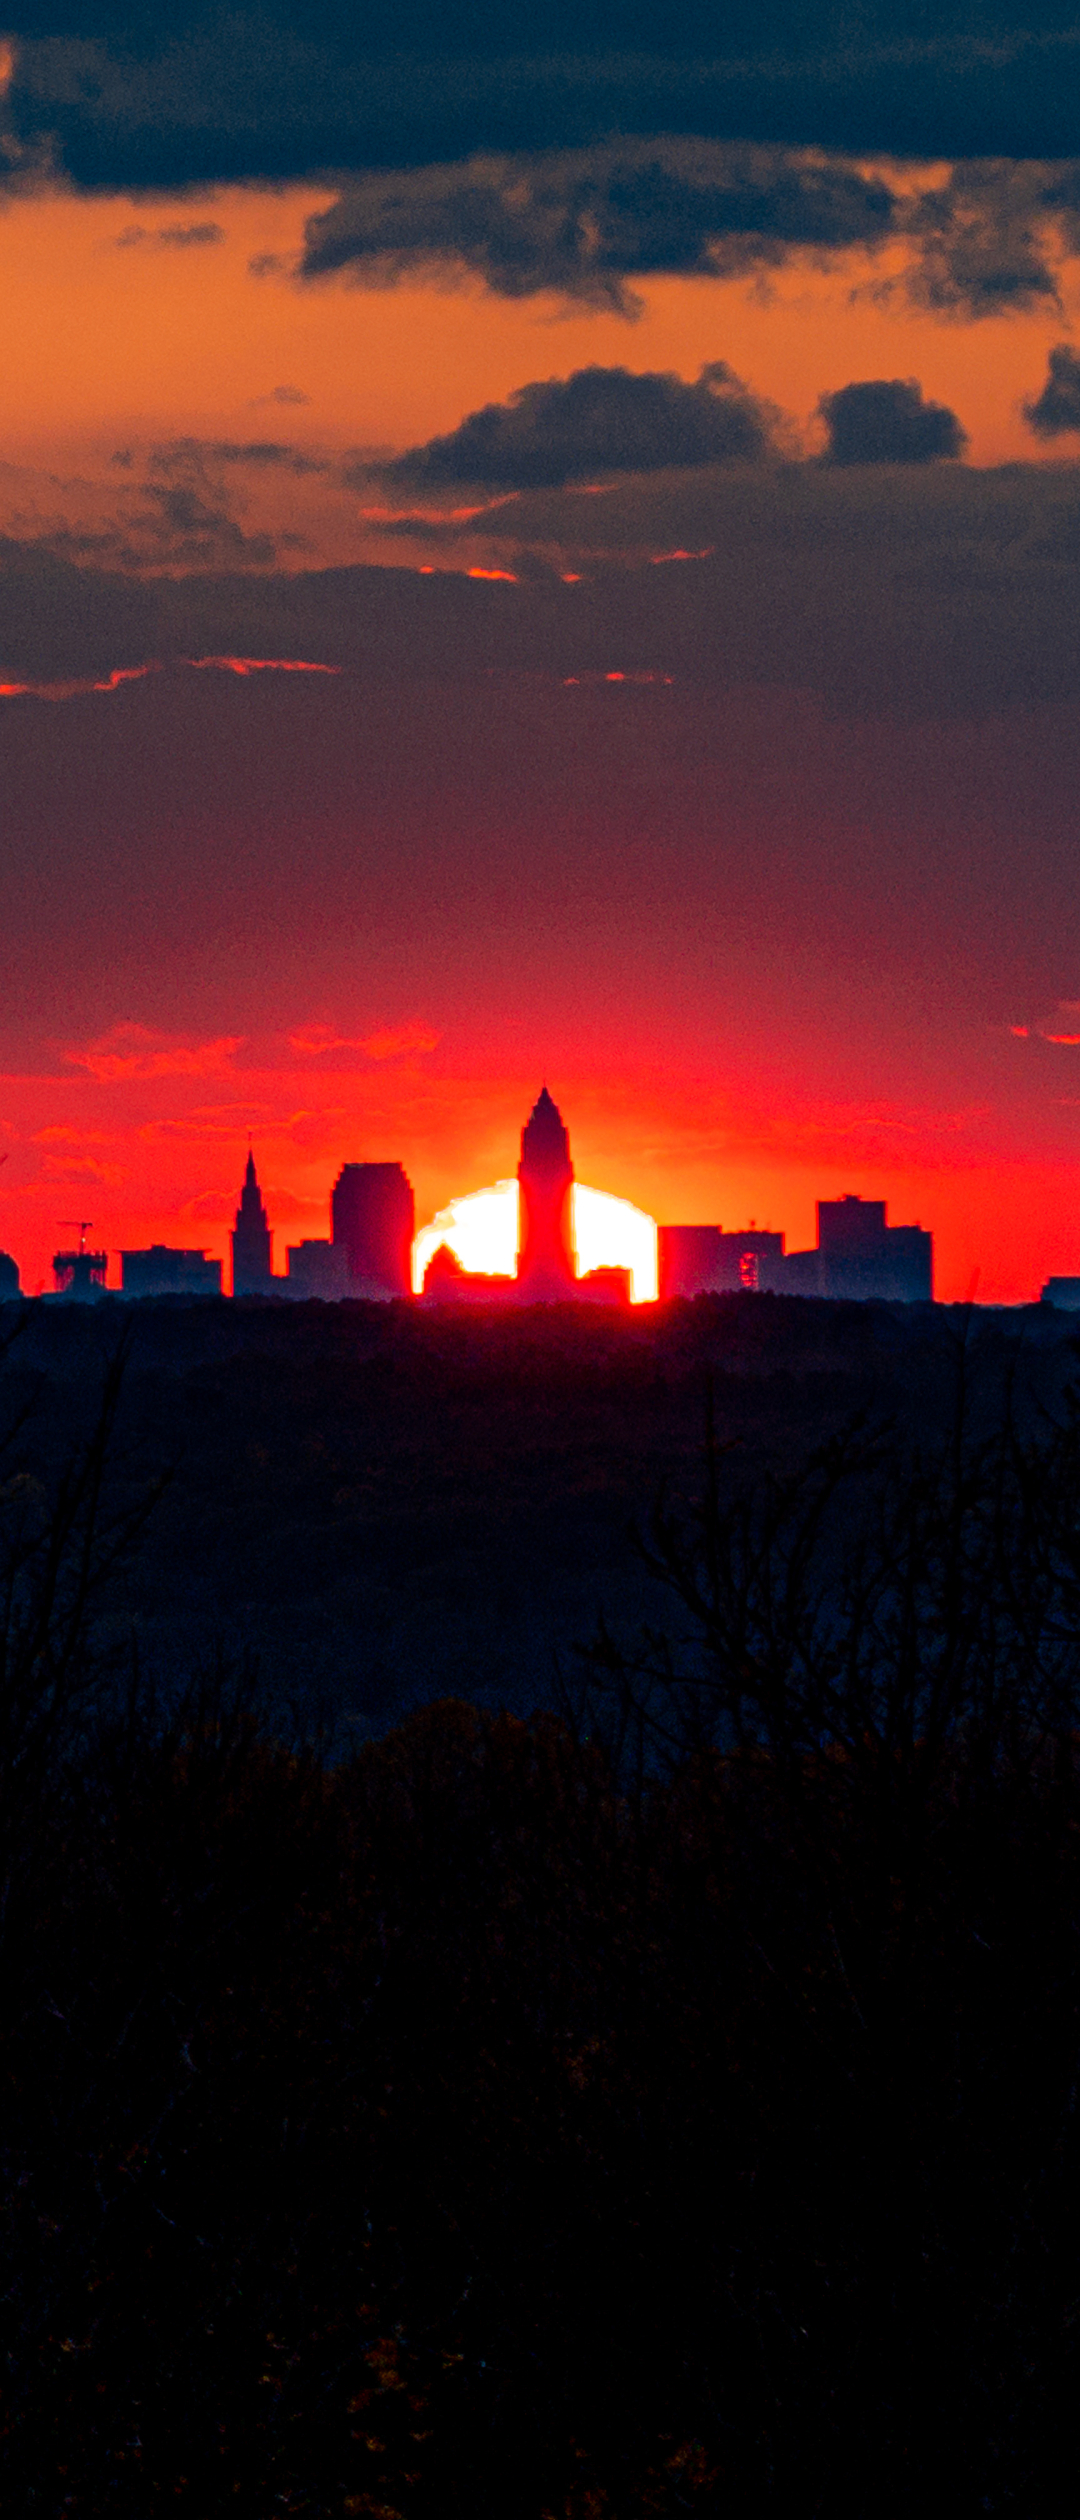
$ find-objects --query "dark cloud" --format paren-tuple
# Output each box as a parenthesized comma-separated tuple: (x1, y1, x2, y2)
(114, 220, 224, 249)
(819, 378, 968, 465)
(11, 441, 325, 579)
(9, 9, 1080, 185)
(132, 450, 282, 569)
(1024, 343, 1080, 436)
(107, 441, 325, 568)
(44, 446, 288, 574)
(376, 363, 777, 491)
(902, 160, 1065, 316)
(301, 142, 896, 309)
(88, 144, 1074, 326)
(0, 532, 157, 680)
(152, 438, 326, 476)
(158, 220, 223, 246)
(130, 481, 278, 572)
(8, 462, 1080, 720)
(44, 497, 279, 575)
(5, 18, 1080, 320)
(299, 145, 1080, 321)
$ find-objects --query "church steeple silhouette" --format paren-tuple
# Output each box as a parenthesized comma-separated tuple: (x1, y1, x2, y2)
(231, 1146, 273, 1296)
(516, 1087, 576, 1298)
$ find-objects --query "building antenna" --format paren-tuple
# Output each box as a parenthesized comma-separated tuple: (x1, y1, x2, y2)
(59, 1221, 95, 1254)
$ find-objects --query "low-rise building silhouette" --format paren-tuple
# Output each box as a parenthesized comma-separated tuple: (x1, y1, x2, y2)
(231, 1151, 274, 1296)
(575, 1266, 632, 1305)
(660, 1194, 932, 1303)
(332, 1162, 414, 1297)
(658, 1225, 786, 1298)
(121, 1247, 222, 1298)
(0, 1251, 20, 1300)
(420, 1233, 630, 1307)
(421, 1244, 514, 1305)
(285, 1239, 351, 1300)
(1041, 1278, 1080, 1309)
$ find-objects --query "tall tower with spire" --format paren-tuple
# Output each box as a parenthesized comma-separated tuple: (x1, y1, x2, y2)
(231, 1149, 273, 1296)
(516, 1087, 576, 1300)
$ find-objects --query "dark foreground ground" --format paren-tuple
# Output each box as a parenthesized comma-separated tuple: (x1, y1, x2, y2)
(5, 1294, 1080, 2511)
(0, 1290, 1074, 1733)
(8, 1695, 1080, 2517)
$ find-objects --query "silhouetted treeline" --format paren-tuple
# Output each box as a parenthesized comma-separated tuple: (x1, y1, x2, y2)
(5, 1330, 1080, 2510)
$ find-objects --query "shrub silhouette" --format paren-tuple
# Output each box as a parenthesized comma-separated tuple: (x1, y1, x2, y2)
(4, 1339, 1080, 2512)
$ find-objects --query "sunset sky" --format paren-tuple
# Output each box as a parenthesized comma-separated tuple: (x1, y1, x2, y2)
(5, 3, 1080, 1296)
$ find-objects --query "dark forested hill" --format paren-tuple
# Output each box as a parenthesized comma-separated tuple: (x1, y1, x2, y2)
(0, 1291, 1073, 1734)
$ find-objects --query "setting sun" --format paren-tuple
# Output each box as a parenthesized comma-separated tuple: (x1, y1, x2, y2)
(413, 1180, 658, 1302)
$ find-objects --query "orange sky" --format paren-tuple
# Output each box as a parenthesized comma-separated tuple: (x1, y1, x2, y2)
(0, 179, 1076, 567)
(5, 175, 1080, 1300)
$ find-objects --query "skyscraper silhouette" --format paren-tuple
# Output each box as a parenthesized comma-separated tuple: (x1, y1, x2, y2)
(231, 1150, 273, 1295)
(516, 1087, 576, 1299)
(331, 1162, 414, 1297)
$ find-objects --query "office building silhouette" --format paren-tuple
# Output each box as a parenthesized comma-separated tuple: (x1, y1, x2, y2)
(231, 1151, 274, 1296)
(332, 1162, 414, 1297)
(782, 1196, 932, 1299)
(813, 1195, 932, 1301)
(121, 1247, 222, 1298)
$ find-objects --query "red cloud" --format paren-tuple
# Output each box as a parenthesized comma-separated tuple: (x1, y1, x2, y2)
(361, 1024, 441, 1060)
(0, 665, 157, 703)
(562, 670, 674, 686)
(32, 1128, 126, 1186)
(287, 1023, 439, 1060)
(64, 1025, 243, 1082)
(185, 656, 341, 677)
(1034, 1001, 1080, 1045)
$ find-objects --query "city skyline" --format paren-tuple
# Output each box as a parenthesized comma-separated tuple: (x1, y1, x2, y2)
(3, 1095, 935, 1306)
(9, 1069, 1080, 1303)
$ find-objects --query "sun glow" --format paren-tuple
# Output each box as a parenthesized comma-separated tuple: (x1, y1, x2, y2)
(413, 1179, 519, 1288)
(413, 1180, 658, 1302)
(575, 1183, 658, 1301)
